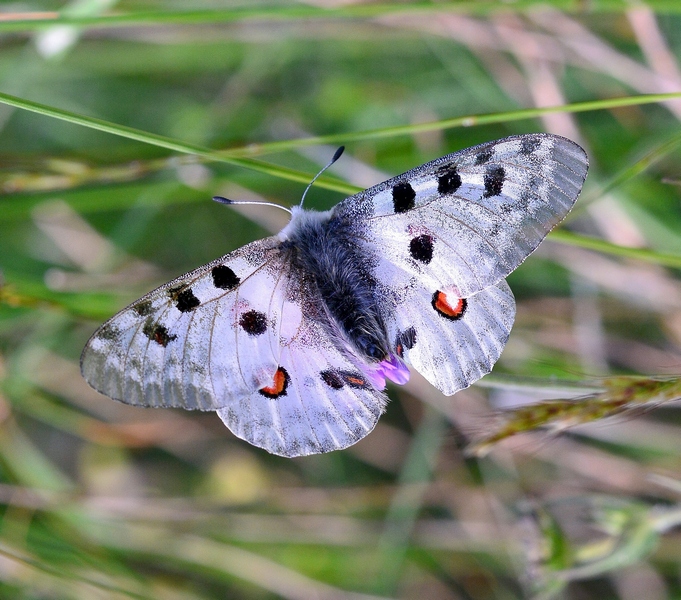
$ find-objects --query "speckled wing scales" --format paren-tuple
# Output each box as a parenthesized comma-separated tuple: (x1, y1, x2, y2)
(388, 281, 516, 395)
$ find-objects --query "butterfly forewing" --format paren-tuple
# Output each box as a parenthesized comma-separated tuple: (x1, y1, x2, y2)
(333, 134, 588, 298)
(81, 237, 286, 410)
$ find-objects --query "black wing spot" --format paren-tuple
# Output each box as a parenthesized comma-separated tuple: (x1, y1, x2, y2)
(143, 319, 177, 347)
(395, 327, 416, 357)
(259, 366, 289, 399)
(437, 167, 462, 195)
(175, 288, 200, 313)
(409, 235, 434, 264)
(212, 265, 240, 290)
(321, 370, 344, 390)
(483, 166, 505, 198)
(239, 310, 267, 336)
(475, 149, 493, 165)
(516, 190, 532, 211)
(320, 369, 369, 390)
(133, 300, 153, 317)
(521, 137, 541, 155)
(97, 324, 121, 341)
(392, 182, 416, 213)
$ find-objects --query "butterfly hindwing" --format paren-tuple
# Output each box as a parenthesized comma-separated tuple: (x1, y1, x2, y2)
(387, 280, 516, 395)
(218, 314, 387, 457)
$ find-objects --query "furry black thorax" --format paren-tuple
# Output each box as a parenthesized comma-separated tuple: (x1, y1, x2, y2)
(284, 210, 390, 363)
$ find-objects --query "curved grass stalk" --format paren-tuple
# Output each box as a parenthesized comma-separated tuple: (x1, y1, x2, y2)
(468, 376, 681, 456)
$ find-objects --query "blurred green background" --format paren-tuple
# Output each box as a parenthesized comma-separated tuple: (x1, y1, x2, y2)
(2, 1, 681, 598)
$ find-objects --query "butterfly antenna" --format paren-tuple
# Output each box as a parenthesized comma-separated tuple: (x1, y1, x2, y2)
(299, 146, 345, 208)
(213, 195, 293, 215)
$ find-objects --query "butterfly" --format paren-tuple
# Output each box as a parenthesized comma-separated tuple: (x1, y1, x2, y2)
(81, 134, 588, 457)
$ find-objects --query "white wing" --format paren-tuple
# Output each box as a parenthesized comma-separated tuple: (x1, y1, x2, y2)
(330, 134, 587, 394)
(81, 236, 387, 456)
(386, 281, 515, 395)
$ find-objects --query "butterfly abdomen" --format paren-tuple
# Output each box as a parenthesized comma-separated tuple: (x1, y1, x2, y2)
(284, 208, 389, 363)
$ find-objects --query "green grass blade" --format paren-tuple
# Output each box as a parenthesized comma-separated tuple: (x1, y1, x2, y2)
(549, 230, 681, 269)
(2, 89, 679, 180)
(3, 2, 681, 34)
(245, 93, 681, 153)
(0, 91, 356, 194)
